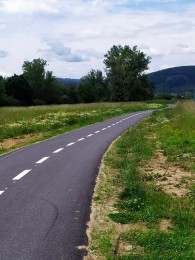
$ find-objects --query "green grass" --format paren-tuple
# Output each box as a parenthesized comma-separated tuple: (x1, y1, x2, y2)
(0, 101, 166, 155)
(91, 230, 114, 260)
(120, 230, 195, 260)
(89, 100, 195, 259)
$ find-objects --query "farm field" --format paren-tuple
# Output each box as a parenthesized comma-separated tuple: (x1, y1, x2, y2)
(0, 101, 165, 155)
(86, 100, 195, 259)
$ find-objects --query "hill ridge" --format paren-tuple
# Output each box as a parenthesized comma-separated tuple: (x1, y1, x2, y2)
(148, 65, 195, 94)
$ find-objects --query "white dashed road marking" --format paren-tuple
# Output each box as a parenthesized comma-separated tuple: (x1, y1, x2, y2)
(77, 138, 85, 142)
(53, 148, 64, 154)
(12, 169, 32, 181)
(0, 111, 149, 198)
(36, 157, 50, 164)
(66, 142, 75, 147)
(87, 134, 93, 137)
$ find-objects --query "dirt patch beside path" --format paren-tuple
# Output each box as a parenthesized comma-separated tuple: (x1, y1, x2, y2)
(141, 149, 192, 197)
(0, 134, 43, 150)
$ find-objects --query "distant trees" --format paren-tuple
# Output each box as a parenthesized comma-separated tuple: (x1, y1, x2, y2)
(0, 76, 7, 106)
(22, 58, 66, 105)
(5, 74, 32, 106)
(78, 70, 108, 103)
(0, 45, 154, 107)
(104, 45, 153, 101)
(0, 59, 69, 106)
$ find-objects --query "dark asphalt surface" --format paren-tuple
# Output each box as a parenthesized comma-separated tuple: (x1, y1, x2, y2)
(0, 110, 152, 260)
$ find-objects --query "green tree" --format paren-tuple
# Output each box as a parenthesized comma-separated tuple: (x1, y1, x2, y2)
(104, 45, 152, 101)
(41, 71, 64, 104)
(78, 69, 107, 103)
(5, 74, 33, 106)
(0, 76, 7, 106)
(22, 58, 48, 104)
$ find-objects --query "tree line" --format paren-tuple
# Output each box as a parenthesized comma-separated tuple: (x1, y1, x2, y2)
(0, 45, 154, 106)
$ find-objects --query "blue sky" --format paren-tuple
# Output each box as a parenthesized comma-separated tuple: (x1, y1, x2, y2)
(0, 0, 195, 78)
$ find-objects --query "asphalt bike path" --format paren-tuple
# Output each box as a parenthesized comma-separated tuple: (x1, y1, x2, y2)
(0, 110, 152, 260)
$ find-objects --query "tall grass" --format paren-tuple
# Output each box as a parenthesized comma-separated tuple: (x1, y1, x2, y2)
(168, 100, 195, 130)
(0, 102, 164, 142)
(88, 100, 195, 259)
(0, 102, 145, 124)
(160, 101, 195, 168)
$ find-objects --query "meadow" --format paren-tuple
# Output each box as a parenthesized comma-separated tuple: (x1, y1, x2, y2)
(0, 102, 163, 154)
(86, 100, 195, 260)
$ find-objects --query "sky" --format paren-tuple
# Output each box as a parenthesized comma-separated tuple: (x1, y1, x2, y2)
(0, 0, 195, 78)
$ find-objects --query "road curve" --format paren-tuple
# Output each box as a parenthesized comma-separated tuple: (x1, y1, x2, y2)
(0, 110, 152, 260)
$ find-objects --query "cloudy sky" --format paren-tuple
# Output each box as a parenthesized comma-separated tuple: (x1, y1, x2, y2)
(0, 0, 195, 78)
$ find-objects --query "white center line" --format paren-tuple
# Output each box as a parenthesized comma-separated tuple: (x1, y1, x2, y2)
(12, 169, 32, 181)
(112, 124, 115, 126)
(36, 157, 50, 164)
(101, 128, 106, 131)
(53, 148, 64, 154)
(107, 126, 111, 128)
(77, 138, 85, 142)
(87, 134, 93, 137)
(95, 131, 100, 134)
(0, 191, 4, 195)
(66, 142, 75, 147)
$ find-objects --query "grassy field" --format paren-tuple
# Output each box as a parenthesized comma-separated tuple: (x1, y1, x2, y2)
(0, 102, 164, 155)
(86, 100, 195, 259)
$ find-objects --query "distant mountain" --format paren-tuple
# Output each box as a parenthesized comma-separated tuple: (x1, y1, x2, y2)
(148, 66, 195, 94)
(56, 78, 80, 85)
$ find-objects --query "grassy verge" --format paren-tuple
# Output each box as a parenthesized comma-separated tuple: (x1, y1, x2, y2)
(86, 100, 195, 259)
(0, 101, 167, 155)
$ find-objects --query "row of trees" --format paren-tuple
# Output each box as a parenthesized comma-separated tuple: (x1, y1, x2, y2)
(0, 45, 154, 106)
(0, 59, 66, 106)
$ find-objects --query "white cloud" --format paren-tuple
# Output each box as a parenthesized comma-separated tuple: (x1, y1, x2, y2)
(168, 44, 195, 55)
(0, 0, 58, 15)
(39, 42, 103, 63)
(139, 45, 163, 57)
(0, 0, 195, 77)
(0, 70, 12, 77)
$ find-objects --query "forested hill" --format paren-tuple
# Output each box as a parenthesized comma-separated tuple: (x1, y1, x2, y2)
(56, 78, 80, 85)
(148, 66, 195, 94)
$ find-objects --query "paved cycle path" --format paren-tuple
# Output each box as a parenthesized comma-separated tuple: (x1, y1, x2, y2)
(0, 110, 152, 260)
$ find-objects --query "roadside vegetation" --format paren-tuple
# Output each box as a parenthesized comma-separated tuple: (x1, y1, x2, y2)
(0, 101, 165, 155)
(0, 45, 153, 107)
(86, 100, 195, 260)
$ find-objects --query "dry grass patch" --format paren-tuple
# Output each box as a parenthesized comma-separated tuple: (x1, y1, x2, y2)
(142, 148, 192, 197)
(0, 133, 43, 149)
(85, 161, 122, 259)
(116, 238, 145, 257)
(159, 219, 174, 232)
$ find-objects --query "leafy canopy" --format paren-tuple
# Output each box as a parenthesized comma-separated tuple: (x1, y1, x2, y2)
(104, 45, 152, 101)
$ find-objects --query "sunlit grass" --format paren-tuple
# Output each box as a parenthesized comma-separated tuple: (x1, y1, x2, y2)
(0, 102, 144, 124)
(88, 100, 195, 259)
(0, 102, 165, 142)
